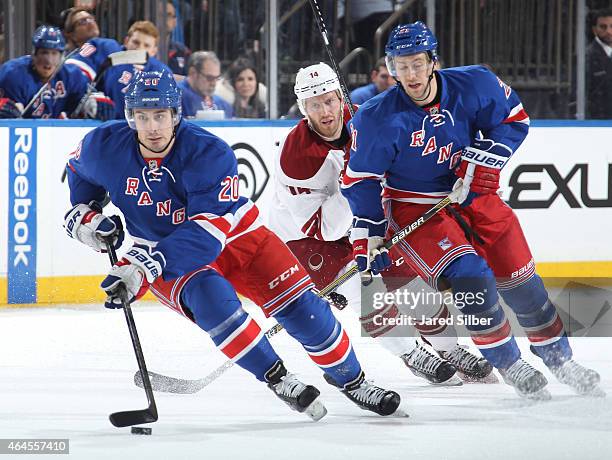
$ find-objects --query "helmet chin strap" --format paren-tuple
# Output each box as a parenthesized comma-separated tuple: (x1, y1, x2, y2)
(135, 126, 177, 155)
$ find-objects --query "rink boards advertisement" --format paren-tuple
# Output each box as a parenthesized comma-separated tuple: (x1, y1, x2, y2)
(0, 119, 611, 305)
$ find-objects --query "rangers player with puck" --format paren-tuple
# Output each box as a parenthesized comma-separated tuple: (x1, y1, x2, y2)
(63, 69, 401, 420)
(341, 22, 601, 399)
(270, 62, 495, 386)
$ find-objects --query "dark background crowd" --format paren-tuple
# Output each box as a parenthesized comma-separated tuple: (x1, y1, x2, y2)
(0, 0, 611, 120)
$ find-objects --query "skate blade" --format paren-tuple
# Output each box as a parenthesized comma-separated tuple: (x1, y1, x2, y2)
(577, 385, 606, 398)
(305, 398, 328, 421)
(430, 375, 463, 387)
(392, 407, 410, 418)
(519, 387, 552, 401)
(457, 370, 500, 384)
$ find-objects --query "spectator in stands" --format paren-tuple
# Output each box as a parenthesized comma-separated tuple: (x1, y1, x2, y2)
(167, 0, 191, 76)
(0, 25, 103, 119)
(216, 63, 268, 112)
(179, 51, 233, 118)
(101, 21, 174, 119)
(586, 8, 612, 118)
(61, 7, 100, 52)
(227, 58, 266, 118)
(349, 57, 394, 104)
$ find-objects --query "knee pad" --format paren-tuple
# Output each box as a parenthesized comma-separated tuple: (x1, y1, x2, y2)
(274, 290, 336, 345)
(442, 254, 499, 312)
(180, 269, 244, 338)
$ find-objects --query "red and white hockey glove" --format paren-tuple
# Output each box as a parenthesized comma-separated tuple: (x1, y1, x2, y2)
(82, 91, 116, 121)
(350, 220, 391, 275)
(64, 202, 124, 252)
(100, 245, 165, 309)
(0, 98, 23, 118)
(453, 139, 510, 205)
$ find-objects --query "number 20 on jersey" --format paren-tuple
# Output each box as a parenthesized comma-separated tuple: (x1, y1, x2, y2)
(219, 175, 240, 202)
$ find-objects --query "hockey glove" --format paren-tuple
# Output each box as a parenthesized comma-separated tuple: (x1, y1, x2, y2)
(64, 202, 124, 252)
(452, 138, 509, 206)
(101, 245, 165, 309)
(0, 98, 23, 118)
(93, 92, 116, 121)
(350, 219, 391, 275)
(327, 291, 348, 310)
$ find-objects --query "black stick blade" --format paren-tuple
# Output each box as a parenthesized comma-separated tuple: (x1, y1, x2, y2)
(109, 408, 158, 427)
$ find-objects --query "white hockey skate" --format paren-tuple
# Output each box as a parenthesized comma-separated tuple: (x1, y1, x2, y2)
(439, 345, 499, 384)
(401, 344, 462, 386)
(550, 360, 604, 397)
(266, 362, 327, 421)
(498, 359, 551, 401)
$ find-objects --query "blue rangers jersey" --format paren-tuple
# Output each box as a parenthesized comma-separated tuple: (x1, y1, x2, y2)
(178, 79, 233, 118)
(341, 65, 530, 224)
(102, 56, 173, 119)
(66, 38, 123, 81)
(66, 120, 261, 280)
(0, 55, 89, 118)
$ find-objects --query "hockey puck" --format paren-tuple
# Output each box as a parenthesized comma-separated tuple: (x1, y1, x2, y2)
(131, 426, 152, 435)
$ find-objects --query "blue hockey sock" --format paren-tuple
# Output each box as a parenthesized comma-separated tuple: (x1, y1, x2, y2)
(443, 254, 521, 369)
(274, 290, 362, 386)
(500, 274, 572, 367)
(181, 269, 279, 381)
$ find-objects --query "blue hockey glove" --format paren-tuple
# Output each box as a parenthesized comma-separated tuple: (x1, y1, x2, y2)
(64, 202, 124, 252)
(101, 245, 165, 309)
(350, 219, 391, 275)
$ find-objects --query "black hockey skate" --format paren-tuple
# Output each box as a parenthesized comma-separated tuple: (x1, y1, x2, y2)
(324, 372, 401, 416)
(439, 345, 499, 384)
(266, 361, 327, 421)
(401, 344, 462, 386)
(498, 359, 551, 400)
(550, 360, 604, 396)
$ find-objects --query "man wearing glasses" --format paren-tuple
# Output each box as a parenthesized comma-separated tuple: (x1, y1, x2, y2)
(61, 7, 101, 53)
(349, 57, 394, 105)
(179, 51, 233, 118)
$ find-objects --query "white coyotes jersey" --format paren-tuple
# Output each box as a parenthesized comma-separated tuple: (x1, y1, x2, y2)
(269, 117, 353, 243)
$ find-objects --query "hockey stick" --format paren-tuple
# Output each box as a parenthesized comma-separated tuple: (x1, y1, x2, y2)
(308, 0, 355, 117)
(134, 189, 461, 394)
(20, 47, 82, 117)
(105, 239, 158, 427)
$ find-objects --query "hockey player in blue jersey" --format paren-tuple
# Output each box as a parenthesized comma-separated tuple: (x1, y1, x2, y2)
(67, 21, 172, 120)
(0, 26, 92, 119)
(101, 21, 173, 119)
(341, 22, 601, 399)
(65, 26, 123, 82)
(63, 69, 401, 419)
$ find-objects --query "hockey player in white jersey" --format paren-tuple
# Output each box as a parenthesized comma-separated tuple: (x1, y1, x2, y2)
(269, 62, 495, 386)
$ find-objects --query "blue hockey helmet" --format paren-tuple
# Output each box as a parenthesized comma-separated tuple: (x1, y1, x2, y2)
(32, 25, 65, 52)
(124, 69, 182, 129)
(384, 22, 438, 77)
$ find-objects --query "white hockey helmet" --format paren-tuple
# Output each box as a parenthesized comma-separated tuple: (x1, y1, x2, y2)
(294, 62, 341, 115)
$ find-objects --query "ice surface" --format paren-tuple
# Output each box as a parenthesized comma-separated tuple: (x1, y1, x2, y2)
(0, 301, 610, 460)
